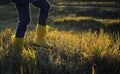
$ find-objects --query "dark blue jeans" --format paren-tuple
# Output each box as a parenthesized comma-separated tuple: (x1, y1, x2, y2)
(15, 0, 51, 38)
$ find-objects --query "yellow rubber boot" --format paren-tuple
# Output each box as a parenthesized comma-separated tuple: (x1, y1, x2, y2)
(11, 35, 25, 50)
(34, 25, 53, 48)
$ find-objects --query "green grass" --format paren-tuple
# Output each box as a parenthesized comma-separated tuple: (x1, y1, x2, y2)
(0, 3, 120, 74)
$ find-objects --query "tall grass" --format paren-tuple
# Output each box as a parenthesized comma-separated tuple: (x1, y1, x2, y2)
(0, 3, 120, 74)
(0, 28, 120, 74)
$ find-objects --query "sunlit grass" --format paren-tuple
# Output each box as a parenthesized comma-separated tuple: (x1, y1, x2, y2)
(0, 28, 120, 73)
(0, 3, 120, 74)
(54, 16, 120, 25)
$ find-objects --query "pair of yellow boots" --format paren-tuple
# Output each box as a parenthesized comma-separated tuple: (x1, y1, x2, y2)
(12, 25, 52, 50)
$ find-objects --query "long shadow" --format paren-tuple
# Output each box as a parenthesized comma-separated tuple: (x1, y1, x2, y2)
(50, 5, 120, 34)
(52, 19, 120, 34)
(50, 5, 120, 19)
(76, 8, 120, 19)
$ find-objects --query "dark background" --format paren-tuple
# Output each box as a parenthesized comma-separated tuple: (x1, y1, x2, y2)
(0, 0, 119, 5)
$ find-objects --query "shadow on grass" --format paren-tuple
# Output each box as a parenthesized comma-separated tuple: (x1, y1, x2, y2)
(50, 5, 120, 19)
(52, 19, 120, 34)
(76, 8, 120, 19)
(49, 4, 120, 34)
(33, 46, 93, 74)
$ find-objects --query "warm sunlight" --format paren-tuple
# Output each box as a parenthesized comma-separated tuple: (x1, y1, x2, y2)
(0, 0, 120, 74)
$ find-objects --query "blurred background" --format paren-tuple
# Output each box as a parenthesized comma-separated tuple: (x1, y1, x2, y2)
(0, 0, 120, 5)
(0, 0, 120, 74)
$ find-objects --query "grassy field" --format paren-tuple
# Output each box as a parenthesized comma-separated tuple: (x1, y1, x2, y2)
(0, 2, 120, 74)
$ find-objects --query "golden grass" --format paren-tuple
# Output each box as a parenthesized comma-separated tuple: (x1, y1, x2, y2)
(0, 4, 120, 74)
(54, 16, 120, 25)
(0, 26, 120, 73)
(2, 28, 120, 59)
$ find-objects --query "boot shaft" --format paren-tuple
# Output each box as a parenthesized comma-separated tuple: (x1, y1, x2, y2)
(35, 24, 49, 37)
(34, 25, 53, 47)
(12, 35, 24, 50)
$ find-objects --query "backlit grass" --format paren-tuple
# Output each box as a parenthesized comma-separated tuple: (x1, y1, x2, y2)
(54, 16, 120, 25)
(0, 3, 120, 74)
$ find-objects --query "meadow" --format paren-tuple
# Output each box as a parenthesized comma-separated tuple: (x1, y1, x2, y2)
(0, 1, 120, 74)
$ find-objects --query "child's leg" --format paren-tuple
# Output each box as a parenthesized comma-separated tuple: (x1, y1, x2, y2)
(11, 3, 30, 50)
(32, 0, 53, 47)
(32, 0, 51, 26)
(15, 3, 30, 38)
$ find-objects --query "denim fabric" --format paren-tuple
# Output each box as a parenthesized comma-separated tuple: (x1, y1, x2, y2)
(12, 0, 39, 3)
(15, 0, 51, 38)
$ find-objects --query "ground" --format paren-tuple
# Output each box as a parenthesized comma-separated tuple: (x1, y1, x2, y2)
(0, 1, 120, 74)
